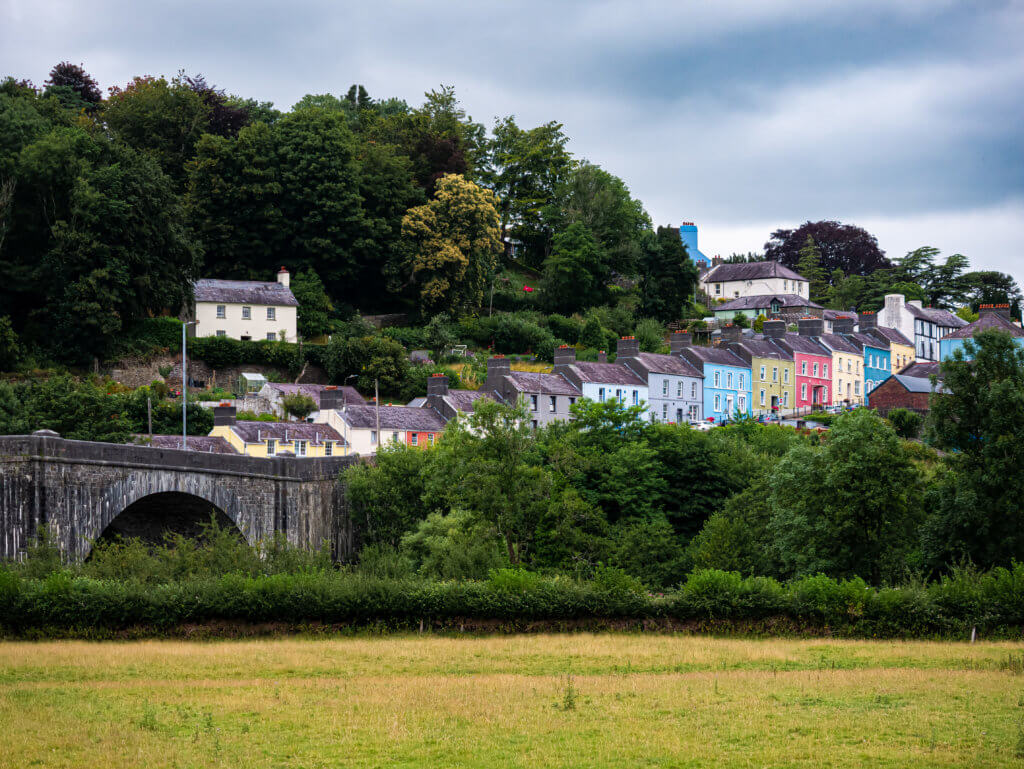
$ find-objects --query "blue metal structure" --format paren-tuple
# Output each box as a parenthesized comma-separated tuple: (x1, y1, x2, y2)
(679, 222, 709, 270)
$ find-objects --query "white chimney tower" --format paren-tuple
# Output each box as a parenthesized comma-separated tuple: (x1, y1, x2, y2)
(277, 266, 290, 288)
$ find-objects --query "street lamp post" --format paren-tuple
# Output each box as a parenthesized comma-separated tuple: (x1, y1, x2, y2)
(182, 321, 198, 450)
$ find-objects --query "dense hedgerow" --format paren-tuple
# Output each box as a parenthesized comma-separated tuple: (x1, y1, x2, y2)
(1, 564, 1021, 638)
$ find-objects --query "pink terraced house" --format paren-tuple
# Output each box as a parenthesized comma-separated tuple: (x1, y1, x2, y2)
(768, 317, 832, 409)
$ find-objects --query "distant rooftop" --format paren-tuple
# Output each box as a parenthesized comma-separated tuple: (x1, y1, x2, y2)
(702, 261, 806, 284)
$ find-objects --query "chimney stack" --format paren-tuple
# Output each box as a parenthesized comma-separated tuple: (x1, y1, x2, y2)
(720, 324, 742, 343)
(762, 320, 786, 339)
(597, 350, 607, 363)
(832, 316, 855, 334)
(553, 345, 577, 367)
(213, 403, 236, 426)
(616, 336, 640, 358)
(320, 385, 342, 411)
(487, 355, 511, 381)
(427, 373, 449, 396)
(670, 330, 692, 353)
(858, 312, 877, 330)
(277, 266, 290, 288)
(979, 303, 1011, 319)
(798, 317, 824, 337)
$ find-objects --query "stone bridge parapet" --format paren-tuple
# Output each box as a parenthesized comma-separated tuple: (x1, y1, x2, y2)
(0, 434, 358, 562)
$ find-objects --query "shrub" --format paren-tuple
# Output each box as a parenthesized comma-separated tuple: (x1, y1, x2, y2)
(887, 408, 923, 440)
(633, 318, 666, 352)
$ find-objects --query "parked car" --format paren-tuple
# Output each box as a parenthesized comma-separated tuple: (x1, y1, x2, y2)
(688, 420, 715, 432)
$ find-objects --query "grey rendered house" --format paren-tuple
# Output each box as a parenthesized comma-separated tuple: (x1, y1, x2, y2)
(553, 344, 650, 419)
(617, 333, 704, 423)
(484, 355, 581, 429)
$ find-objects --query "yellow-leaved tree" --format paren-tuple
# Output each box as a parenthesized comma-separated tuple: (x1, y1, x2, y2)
(401, 174, 501, 316)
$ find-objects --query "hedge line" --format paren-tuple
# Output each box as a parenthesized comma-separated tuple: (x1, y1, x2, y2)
(2, 567, 1022, 638)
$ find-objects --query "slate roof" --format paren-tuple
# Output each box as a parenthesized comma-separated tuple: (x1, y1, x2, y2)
(823, 309, 858, 321)
(845, 331, 889, 351)
(443, 390, 497, 413)
(505, 371, 581, 396)
(229, 421, 345, 445)
(681, 346, 748, 368)
(888, 374, 949, 394)
(868, 326, 914, 346)
(138, 435, 238, 454)
(715, 294, 821, 312)
(942, 312, 1024, 339)
(778, 333, 831, 357)
(702, 261, 807, 284)
(623, 352, 704, 378)
(338, 405, 447, 432)
(818, 333, 860, 354)
(567, 361, 648, 386)
(899, 362, 941, 378)
(266, 383, 365, 407)
(736, 338, 791, 361)
(905, 304, 967, 328)
(194, 279, 298, 307)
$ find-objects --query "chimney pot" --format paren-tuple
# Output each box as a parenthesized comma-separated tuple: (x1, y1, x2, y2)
(277, 267, 290, 288)
(670, 331, 692, 352)
(616, 336, 640, 358)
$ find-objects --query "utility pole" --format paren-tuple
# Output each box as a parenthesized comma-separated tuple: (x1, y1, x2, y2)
(147, 396, 152, 437)
(181, 320, 197, 450)
(375, 378, 380, 447)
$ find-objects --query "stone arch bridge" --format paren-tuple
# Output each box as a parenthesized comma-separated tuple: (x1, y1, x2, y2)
(0, 434, 358, 562)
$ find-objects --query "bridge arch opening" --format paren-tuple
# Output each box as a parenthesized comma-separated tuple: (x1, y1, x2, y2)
(95, 491, 245, 548)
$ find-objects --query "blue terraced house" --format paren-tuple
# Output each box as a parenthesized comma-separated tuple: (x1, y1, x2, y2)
(679, 328, 752, 423)
(939, 304, 1024, 361)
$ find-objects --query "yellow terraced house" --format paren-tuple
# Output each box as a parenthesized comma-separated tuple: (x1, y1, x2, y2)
(726, 328, 796, 417)
(209, 405, 346, 457)
(818, 330, 864, 406)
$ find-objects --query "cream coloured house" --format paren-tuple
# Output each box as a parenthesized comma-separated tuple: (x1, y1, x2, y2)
(700, 261, 809, 302)
(191, 268, 298, 342)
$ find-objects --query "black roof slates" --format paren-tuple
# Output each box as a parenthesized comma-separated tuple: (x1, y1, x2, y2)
(229, 421, 345, 445)
(715, 293, 821, 311)
(624, 352, 704, 378)
(703, 261, 807, 284)
(505, 371, 581, 396)
(338, 405, 447, 432)
(567, 361, 647, 386)
(942, 312, 1024, 339)
(194, 279, 298, 307)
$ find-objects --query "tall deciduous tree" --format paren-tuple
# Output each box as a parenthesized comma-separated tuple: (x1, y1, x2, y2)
(923, 330, 1024, 570)
(765, 220, 890, 278)
(291, 269, 333, 339)
(541, 222, 607, 314)
(484, 116, 571, 267)
(401, 173, 501, 317)
(105, 75, 210, 185)
(768, 409, 923, 583)
(638, 226, 699, 322)
(44, 62, 101, 107)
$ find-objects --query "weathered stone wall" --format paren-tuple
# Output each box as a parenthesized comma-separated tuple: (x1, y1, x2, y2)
(0, 435, 357, 562)
(106, 353, 328, 390)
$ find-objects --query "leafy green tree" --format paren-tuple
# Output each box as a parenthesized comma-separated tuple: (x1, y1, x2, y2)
(484, 116, 571, 266)
(961, 270, 1023, 317)
(400, 508, 508, 579)
(540, 222, 607, 313)
(922, 330, 1024, 570)
(345, 443, 438, 547)
(0, 376, 134, 441)
(291, 269, 333, 339)
(638, 226, 699, 322)
(795, 235, 828, 302)
(104, 75, 211, 185)
(0, 316, 23, 370)
(886, 408, 923, 440)
(281, 392, 317, 420)
(823, 269, 866, 311)
(401, 173, 501, 317)
(578, 313, 611, 351)
(544, 162, 651, 277)
(325, 334, 410, 395)
(767, 409, 923, 582)
(633, 318, 665, 352)
(429, 399, 555, 564)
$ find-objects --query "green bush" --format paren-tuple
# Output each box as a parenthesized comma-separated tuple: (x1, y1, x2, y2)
(887, 408, 923, 440)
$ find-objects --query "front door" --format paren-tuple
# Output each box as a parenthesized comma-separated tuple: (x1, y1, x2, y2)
(726, 395, 734, 416)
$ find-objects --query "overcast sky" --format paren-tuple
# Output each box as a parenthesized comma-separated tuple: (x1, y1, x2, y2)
(3, 0, 1022, 280)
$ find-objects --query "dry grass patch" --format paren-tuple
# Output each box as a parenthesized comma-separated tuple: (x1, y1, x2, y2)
(1, 635, 1022, 768)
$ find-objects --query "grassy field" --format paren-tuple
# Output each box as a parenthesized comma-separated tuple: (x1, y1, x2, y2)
(1, 634, 1022, 768)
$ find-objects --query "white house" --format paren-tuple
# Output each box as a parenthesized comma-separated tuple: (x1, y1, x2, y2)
(700, 261, 809, 302)
(314, 402, 447, 455)
(617, 334, 704, 423)
(553, 344, 649, 418)
(192, 268, 298, 342)
(877, 294, 967, 362)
